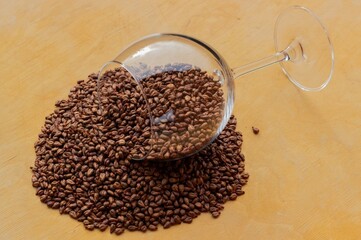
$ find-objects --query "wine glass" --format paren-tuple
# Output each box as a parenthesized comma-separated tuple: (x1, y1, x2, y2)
(97, 6, 334, 161)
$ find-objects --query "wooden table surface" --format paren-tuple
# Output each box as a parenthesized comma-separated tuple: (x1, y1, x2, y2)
(1, 0, 360, 239)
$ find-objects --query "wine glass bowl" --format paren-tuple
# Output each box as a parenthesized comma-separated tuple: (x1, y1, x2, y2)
(98, 34, 234, 161)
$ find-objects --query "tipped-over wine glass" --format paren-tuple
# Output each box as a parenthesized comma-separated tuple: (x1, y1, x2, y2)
(97, 6, 334, 161)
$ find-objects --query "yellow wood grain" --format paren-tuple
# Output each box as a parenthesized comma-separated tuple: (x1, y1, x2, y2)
(1, 0, 360, 239)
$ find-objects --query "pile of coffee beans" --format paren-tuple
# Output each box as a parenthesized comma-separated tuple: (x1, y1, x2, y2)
(31, 68, 248, 235)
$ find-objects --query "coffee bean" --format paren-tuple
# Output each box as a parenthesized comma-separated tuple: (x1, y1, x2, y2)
(85, 224, 95, 231)
(163, 221, 171, 229)
(128, 225, 137, 231)
(99, 224, 107, 232)
(99, 173, 106, 181)
(31, 67, 248, 235)
(148, 224, 157, 231)
(252, 126, 260, 135)
(66, 179, 75, 185)
(229, 193, 237, 201)
(114, 228, 124, 235)
(236, 189, 245, 196)
(211, 211, 220, 218)
(86, 168, 94, 176)
(183, 217, 193, 224)
(69, 211, 77, 219)
(195, 202, 202, 208)
(110, 224, 116, 233)
(148, 207, 153, 215)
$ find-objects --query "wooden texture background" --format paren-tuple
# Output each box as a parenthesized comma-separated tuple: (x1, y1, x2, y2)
(0, 0, 360, 239)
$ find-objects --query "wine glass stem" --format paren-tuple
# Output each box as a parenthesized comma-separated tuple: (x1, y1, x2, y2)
(232, 51, 290, 79)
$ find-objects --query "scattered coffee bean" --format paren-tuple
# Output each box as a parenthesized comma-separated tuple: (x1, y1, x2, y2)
(252, 126, 260, 134)
(31, 68, 248, 235)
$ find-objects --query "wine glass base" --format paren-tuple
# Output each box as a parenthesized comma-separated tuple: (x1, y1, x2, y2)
(275, 6, 334, 91)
